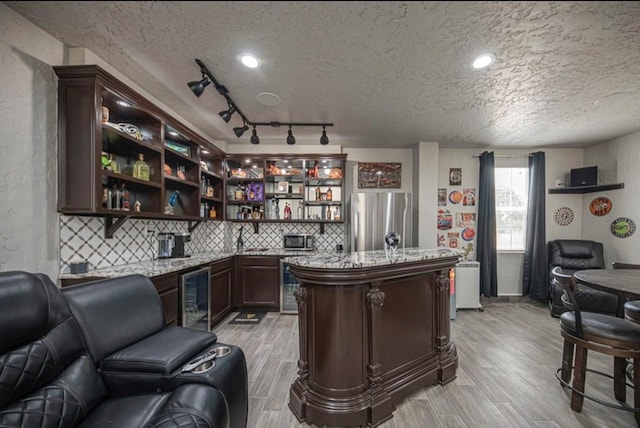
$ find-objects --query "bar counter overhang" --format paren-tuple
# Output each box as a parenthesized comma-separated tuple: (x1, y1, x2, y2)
(285, 248, 462, 427)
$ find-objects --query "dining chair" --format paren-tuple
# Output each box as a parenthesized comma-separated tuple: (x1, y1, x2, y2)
(550, 266, 618, 317)
(556, 271, 640, 424)
(612, 263, 640, 324)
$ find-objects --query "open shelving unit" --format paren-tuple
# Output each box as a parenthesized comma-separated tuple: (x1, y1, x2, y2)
(548, 183, 624, 194)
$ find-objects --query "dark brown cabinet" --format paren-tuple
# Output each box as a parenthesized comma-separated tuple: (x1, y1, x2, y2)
(210, 258, 233, 328)
(53, 65, 225, 236)
(150, 272, 179, 326)
(236, 256, 280, 309)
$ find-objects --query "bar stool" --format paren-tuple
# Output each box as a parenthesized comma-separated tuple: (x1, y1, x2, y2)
(611, 263, 640, 324)
(554, 270, 640, 425)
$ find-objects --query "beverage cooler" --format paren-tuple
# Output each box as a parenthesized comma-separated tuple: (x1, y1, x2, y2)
(280, 260, 300, 314)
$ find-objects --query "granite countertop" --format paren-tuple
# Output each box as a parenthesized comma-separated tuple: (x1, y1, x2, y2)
(59, 248, 322, 280)
(284, 247, 463, 270)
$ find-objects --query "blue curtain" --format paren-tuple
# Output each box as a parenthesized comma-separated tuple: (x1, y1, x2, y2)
(477, 151, 497, 297)
(522, 151, 546, 300)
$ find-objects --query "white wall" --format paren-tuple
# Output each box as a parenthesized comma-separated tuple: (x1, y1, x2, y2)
(583, 130, 640, 267)
(0, 4, 64, 278)
(438, 147, 584, 296)
(415, 142, 439, 248)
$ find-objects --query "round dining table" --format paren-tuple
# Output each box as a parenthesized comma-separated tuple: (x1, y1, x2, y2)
(574, 269, 640, 301)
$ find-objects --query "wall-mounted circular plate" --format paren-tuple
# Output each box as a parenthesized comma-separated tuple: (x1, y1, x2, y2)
(611, 217, 636, 238)
(554, 207, 574, 226)
(590, 196, 612, 216)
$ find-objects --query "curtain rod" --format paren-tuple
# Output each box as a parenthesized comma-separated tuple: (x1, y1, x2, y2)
(472, 153, 547, 158)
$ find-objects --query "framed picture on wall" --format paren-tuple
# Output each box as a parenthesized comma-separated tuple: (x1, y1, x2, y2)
(357, 162, 401, 188)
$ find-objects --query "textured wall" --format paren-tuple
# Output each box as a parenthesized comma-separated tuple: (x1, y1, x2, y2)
(0, 4, 64, 278)
(583, 131, 640, 267)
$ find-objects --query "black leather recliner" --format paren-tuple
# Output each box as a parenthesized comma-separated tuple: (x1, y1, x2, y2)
(547, 239, 618, 317)
(0, 271, 247, 427)
(62, 274, 248, 428)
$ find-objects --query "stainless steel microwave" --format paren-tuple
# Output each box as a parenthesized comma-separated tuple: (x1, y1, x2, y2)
(283, 234, 315, 251)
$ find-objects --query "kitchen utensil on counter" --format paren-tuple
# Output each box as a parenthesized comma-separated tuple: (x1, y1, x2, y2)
(158, 233, 174, 259)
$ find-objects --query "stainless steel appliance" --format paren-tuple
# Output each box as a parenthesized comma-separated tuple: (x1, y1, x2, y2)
(157, 233, 174, 259)
(180, 267, 211, 331)
(349, 192, 413, 252)
(172, 232, 191, 258)
(283, 233, 315, 251)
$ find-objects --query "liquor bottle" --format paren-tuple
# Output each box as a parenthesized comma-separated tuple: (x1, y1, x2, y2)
(313, 161, 319, 179)
(326, 205, 332, 220)
(249, 184, 255, 201)
(110, 183, 121, 210)
(315, 185, 321, 201)
(235, 184, 243, 201)
(209, 205, 217, 218)
(326, 186, 333, 201)
(121, 183, 130, 211)
(206, 180, 214, 197)
(200, 203, 206, 217)
(297, 201, 303, 219)
(102, 187, 109, 209)
(109, 154, 121, 174)
(133, 153, 150, 181)
(333, 206, 341, 221)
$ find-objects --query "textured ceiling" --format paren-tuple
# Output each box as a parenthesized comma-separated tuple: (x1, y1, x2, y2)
(6, 1, 640, 149)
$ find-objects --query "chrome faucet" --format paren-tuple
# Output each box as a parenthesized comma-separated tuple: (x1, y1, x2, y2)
(236, 226, 244, 252)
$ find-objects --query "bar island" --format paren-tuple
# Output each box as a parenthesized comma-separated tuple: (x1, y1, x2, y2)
(284, 247, 462, 427)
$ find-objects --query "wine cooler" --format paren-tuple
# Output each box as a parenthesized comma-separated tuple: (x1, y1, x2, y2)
(180, 267, 211, 331)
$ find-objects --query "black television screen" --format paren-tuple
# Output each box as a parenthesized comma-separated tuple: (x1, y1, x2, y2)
(570, 166, 598, 187)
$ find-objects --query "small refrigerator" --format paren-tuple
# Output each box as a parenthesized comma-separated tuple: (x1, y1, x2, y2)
(455, 261, 483, 311)
(280, 260, 300, 314)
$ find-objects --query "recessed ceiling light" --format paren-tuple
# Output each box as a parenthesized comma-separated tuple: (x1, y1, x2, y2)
(240, 54, 260, 69)
(245, 159, 251, 164)
(471, 53, 496, 70)
(168, 130, 179, 137)
(283, 160, 289, 163)
(256, 92, 281, 107)
(202, 149, 210, 154)
(116, 100, 130, 107)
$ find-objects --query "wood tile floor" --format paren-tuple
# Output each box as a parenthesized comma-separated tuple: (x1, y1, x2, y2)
(213, 302, 637, 427)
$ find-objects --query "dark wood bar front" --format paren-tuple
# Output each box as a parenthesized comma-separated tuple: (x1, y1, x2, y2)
(286, 249, 461, 427)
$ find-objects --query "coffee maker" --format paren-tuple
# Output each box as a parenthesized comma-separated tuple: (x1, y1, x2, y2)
(171, 232, 191, 258)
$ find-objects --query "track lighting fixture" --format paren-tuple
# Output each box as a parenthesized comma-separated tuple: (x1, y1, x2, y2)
(250, 126, 260, 145)
(190, 58, 334, 144)
(187, 77, 211, 97)
(286, 126, 296, 145)
(320, 126, 329, 145)
(234, 123, 249, 138)
(219, 105, 236, 123)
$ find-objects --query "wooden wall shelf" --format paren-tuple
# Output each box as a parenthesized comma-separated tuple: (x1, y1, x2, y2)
(548, 183, 624, 194)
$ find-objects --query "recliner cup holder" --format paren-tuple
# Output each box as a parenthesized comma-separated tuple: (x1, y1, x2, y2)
(191, 360, 216, 373)
(212, 346, 231, 358)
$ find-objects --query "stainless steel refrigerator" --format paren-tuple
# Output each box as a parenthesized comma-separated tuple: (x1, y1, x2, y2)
(349, 192, 413, 252)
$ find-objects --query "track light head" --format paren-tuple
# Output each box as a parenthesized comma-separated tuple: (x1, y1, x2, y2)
(250, 126, 260, 144)
(187, 77, 211, 97)
(219, 105, 236, 123)
(234, 124, 249, 138)
(286, 126, 296, 145)
(320, 126, 329, 145)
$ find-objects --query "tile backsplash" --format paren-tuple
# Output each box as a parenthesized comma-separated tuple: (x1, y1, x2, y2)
(59, 215, 344, 274)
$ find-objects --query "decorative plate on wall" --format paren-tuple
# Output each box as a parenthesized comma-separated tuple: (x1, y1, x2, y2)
(589, 196, 613, 216)
(611, 217, 636, 238)
(448, 191, 463, 204)
(554, 207, 574, 226)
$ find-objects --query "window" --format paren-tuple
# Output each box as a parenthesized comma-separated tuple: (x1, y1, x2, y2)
(495, 168, 528, 250)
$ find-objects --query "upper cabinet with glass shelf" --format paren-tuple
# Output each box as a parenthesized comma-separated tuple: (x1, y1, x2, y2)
(224, 154, 346, 223)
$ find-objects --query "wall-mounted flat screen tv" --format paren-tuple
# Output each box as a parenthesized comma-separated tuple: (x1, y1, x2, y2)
(570, 166, 598, 187)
